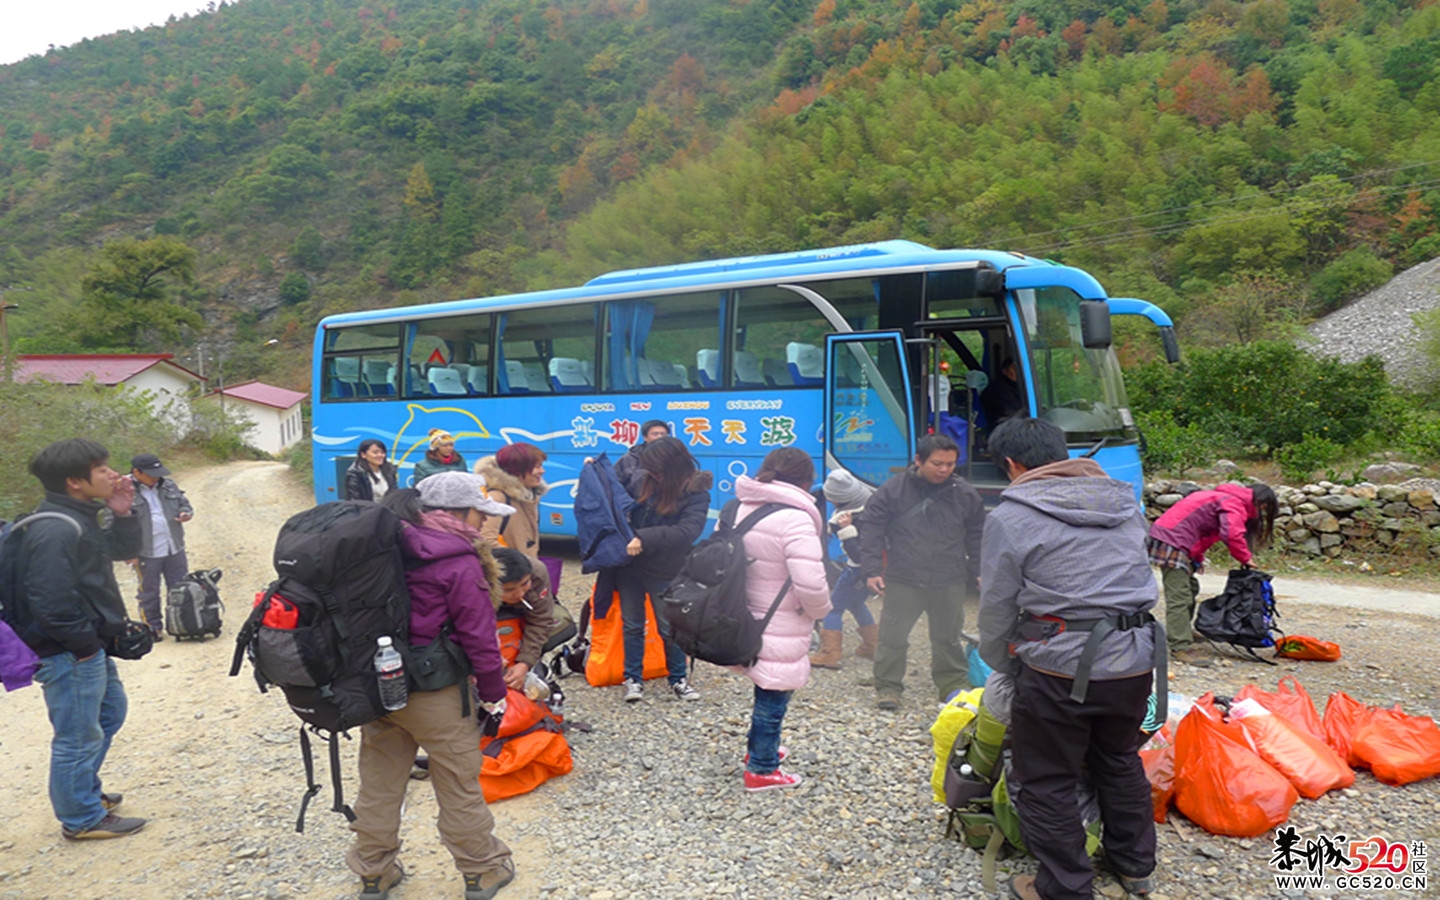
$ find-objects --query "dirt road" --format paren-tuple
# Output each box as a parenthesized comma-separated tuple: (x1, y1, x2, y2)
(0, 462, 554, 900)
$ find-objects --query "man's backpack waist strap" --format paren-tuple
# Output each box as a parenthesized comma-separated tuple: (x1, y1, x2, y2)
(1017, 612, 1166, 717)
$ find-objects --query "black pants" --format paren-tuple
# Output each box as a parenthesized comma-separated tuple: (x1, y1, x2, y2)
(1009, 666, 1156, 900)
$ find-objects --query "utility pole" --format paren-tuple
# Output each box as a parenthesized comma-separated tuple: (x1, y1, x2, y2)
(0, 297, 18, 384)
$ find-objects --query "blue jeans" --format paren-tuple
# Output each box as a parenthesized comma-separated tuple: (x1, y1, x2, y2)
(615, 567, 687, 685)
(823, 567, 875, 631)
(746, 686, 793, 774)
(34, 651, 128, 832)
(137, 551, 189, 630)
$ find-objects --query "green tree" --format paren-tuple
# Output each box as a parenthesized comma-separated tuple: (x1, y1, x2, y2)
(70, 237, 201, 349)
(278, 272, 311, 306)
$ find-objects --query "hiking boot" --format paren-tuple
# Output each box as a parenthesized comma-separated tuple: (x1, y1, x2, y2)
(743, 746, 788, 765)
(672, 678, 700, 701)
(100, 792, 123, 811)
(855, 624, 879, 659)
(809, 629, 844, 669)
(876, 693, 901, 711)
(62, 813, 147, 841)
(359, 862, 404, 899)
(1009, 874, 1042, 900)
(743, 768, 804, 792)
(463, 859, 515, 900)
(1118, 872, 1154, 896)
(1171, 646, 1214, 668)
(622, 678, 643, 702)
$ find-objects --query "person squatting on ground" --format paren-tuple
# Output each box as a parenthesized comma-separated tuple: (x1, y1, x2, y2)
(413, 429, 468, 483)
(345, 439, 399, 502)
(809, 468, 878, 669)
(1146, 481, 1277, 667)
(474, 443, 548, 556)
(977, 417, 1159, 900)
(732, 448, 833, 791)
(613, 435, 710, 703)
(857, 433, 986, 709)
(488, 546, 558, 692)
(612, 419, 671, 492)
(9, 438, 147, 840)
(348, 472, 517, 900)
(128, 453, 193, 639)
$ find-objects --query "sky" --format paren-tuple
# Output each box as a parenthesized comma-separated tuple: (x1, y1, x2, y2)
(3, 1, 212, 67)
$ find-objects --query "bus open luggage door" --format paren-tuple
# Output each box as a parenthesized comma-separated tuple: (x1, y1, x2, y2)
(823, 332, 916, 490)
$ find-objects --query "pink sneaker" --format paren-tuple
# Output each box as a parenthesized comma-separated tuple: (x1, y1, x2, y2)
(742, 746, 788, 765)
(743, 769, 803, 792)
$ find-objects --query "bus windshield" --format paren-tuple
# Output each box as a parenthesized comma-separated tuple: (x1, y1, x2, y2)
(1017, 287, 1133, 439)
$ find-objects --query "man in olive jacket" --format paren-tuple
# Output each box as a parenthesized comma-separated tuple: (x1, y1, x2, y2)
(9, 438, 148, 841)
(857, 433, 985, 709)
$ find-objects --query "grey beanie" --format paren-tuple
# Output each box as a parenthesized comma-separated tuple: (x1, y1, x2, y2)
(823, 468, 874, 508)
(418, 472, 516, 517)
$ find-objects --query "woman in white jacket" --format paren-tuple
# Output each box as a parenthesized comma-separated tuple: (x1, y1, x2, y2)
(732, 448, 833, 792)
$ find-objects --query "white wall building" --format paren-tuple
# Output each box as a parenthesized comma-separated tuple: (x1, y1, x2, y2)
(206, 381, 308, 455)
(15, 354, 204, 431)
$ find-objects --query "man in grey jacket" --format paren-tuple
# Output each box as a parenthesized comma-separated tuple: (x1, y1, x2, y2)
(128, 454, 193, 638)
(977, 417, 1159, 900)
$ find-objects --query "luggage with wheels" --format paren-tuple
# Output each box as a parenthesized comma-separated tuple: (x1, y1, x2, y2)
(166, 568, 225, 640)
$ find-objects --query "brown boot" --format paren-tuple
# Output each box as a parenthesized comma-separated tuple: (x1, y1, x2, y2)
(809, 629, 844, 669)
(855, 624, 879, 660)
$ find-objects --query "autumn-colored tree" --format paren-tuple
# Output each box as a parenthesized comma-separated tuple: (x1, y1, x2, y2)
(814, 0, 835, 28)
(1061, 20, 1087, 59)
(403, 161, 438, 221)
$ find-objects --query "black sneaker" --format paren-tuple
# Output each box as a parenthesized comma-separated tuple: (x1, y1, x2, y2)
(100, 792, 123, 811)
(359, 862, 404, 899)
(463, 859, 515, 900)
(62, 813, 147, 840)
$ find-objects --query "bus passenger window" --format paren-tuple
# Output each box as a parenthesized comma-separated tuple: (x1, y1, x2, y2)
(497, 305, 597, 395)
(322, 322, 401, 402)
(403, 314, 492, 398)
(604, 292, 721, 393)
(733, 287, 831, 389)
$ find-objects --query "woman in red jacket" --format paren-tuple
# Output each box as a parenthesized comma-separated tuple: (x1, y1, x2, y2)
(1147, 482, 1277, 666)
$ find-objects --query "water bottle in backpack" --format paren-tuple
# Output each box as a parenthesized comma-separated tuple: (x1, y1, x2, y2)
(374, 636, 408, 711)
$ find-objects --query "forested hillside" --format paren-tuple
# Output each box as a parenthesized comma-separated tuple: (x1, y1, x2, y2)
(2, 0, 1440, 386)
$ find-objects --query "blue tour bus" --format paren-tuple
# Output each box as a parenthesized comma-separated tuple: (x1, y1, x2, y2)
(310, 240, 1177, 533)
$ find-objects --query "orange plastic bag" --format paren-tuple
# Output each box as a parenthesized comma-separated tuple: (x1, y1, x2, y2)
(1139, 725, 1175, 823)
(1173, 702, 1298, 837)
(479, 688, 572, 801)
(1324, 692, 1377, 767)
(1230, 698, 1353, 799)
(1350, 709, 1440, 786)
(1235, 676, 1326, 743)
(1275, 635, 1341, 661)
(584, 587, 668, 687)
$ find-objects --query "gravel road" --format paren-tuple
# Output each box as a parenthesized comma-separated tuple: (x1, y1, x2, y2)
(1, 461, 1437, 900)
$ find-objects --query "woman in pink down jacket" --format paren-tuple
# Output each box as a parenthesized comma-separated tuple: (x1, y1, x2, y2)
(732, 447, 833, 792)
(1147, 481, 1277, 666)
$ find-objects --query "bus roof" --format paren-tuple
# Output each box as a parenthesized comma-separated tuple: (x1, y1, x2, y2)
(318, 242, 1061, 329)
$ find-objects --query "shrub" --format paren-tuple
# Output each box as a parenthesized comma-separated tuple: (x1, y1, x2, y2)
(182, 401, 262, 462)
(1135, 409, 1213, 476)
(283, 434, 314, 487)
(1274, 434, 1343, 483)
(1401, 414, 1440, 461)
(278, 271, 311, 305)
(1310, 248, 1392, 311)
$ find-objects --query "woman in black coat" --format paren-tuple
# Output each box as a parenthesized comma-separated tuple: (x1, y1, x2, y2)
(614, 436, 711, 703)
(344, 439, 399, 501)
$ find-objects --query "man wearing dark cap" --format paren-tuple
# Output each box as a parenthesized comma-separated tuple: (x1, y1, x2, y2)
(128, 454, 193, 638)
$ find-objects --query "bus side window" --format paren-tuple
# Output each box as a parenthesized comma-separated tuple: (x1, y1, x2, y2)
(733, 287, 831, 390)
(499, 305, 597, 395)
(605, 292, 721, 393)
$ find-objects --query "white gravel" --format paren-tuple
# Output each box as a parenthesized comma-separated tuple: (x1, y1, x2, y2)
(1308, 257, 1440, 388)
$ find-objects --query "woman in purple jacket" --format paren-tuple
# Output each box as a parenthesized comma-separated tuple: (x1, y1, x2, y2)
(1147, 481, 1277, 667)
(347, 473, 518, 900)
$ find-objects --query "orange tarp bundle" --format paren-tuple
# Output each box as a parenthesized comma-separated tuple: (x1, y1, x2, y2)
(479, 689, 572, 802)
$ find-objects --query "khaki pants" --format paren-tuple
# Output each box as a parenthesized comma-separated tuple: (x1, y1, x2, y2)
(872, 581, 969, 701)
(1161, 566, 1200, 651)
(345, 687, 512, 879)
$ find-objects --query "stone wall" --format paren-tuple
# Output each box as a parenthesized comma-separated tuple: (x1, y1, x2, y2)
(1143, 479, 1440, 560)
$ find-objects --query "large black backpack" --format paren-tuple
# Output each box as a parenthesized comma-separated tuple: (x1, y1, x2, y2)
(1194, 567, 1281, 662)
(229, 501, 411, 831)
(660, 500, 792, 668)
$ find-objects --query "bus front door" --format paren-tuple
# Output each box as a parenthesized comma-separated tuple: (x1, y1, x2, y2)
(823, 331, 916, 489)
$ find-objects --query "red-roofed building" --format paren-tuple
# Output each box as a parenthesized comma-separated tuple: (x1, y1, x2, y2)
(203, 380, 308, 455)
(15, 354, 204, 430)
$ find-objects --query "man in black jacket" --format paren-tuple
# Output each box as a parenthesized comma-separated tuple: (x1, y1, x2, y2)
(10, 438, 147, 840)
(858, 433, 985, 709)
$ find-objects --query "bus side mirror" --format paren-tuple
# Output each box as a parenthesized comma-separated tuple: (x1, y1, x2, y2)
(1159, 326, 1181, 364)
(1080, 300, 1112, 349)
